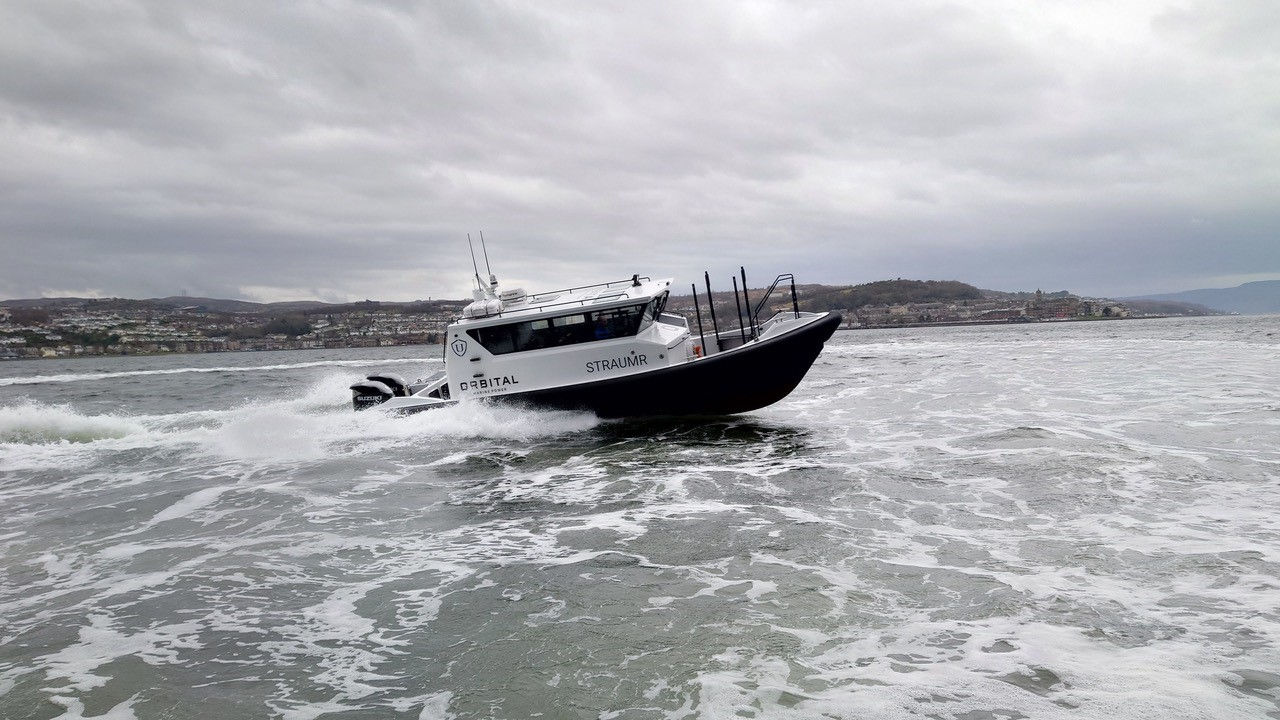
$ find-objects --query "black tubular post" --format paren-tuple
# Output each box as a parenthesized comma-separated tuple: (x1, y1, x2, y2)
(704, 271, 720, 343)
(691, 284, 707, 357)
(731, 276, 748, 344)
(739, 266, 755, 339)
(790, 276, 800, 317)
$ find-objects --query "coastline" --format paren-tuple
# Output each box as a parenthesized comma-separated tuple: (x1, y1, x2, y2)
(837, 315, 1171, 331)
(0, 315, 1187, 361)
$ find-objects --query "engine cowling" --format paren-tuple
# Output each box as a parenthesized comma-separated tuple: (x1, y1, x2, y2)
(365, 374, 409, 397)
(350, 379, 394, 410)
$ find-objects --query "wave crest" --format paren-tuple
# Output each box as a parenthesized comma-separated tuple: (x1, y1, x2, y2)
(0, 401, 145, 444)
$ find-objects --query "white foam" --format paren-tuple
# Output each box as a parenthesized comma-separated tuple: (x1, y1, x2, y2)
(0, 671, 15, 700)
(270, 697, 362, 720)
(41, 614, 201, 693)
(4, 318, 1278, 719)
(388, 401, 600, 442)
(0, 375, 600, 472)
(145, 486, 234, 526)
(47, 693, 140, 720)
(410, 692, 455, 720)
(0, 401, 144, 444)
(667, 600, 1279, 719)
(253, 553, 476, 715)
(181, 396, 600, 465)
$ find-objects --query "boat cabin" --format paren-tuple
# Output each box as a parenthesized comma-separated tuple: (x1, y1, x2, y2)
(442, 276, 692, 399)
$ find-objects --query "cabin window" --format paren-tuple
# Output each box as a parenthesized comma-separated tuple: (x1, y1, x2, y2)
(639, 291, 668, 332)
(467, 303, 650, 355)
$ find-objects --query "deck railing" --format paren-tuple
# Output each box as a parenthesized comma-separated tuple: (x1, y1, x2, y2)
(481, 276, 654, 319)
(752, 273, 801, 323)
(524, 275, 652, 304)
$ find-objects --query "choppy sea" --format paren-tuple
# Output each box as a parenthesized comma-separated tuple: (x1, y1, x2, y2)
(1, 315, 1278, 720)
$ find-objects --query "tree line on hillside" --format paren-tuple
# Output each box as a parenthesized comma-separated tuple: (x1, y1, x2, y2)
(1121, 299, 1221, 316)
(228, 315, 314, 339)
(798, 280, 982, 311)
(983, 289, 1072, 301)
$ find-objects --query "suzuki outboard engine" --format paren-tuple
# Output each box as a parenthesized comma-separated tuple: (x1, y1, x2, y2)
(366, 374, 410, 397)
(350, 374, 414, 410)
(350, 379, 394, 410)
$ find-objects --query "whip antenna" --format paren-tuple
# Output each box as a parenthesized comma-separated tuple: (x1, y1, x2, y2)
(479, 230, 493, 278)
(467, 234, 482, 290)
(479, 230, 498, 290)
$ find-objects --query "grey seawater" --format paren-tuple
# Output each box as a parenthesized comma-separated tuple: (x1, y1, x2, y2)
(1, 316, 1278, 719)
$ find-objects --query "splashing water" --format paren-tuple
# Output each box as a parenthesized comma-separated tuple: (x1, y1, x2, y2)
(1, 320, 1278, 719)
(0, 400, 145, 444)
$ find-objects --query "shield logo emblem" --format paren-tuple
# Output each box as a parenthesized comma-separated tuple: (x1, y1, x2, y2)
(451, 338, 468, 357)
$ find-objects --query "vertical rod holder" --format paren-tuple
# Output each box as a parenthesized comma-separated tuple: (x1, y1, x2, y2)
(704, 272, 720, 347)
(740, 267, 755, 340)
(691, 284, 707, 358)
(732, 276, 748, 344)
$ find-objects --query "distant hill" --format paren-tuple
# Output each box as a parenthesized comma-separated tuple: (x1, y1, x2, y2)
(981, 289, 1072, 301)
(800, 279, 981, 311)
(1126, 280, 1280, 315)
(1, 297, 101, 309)
(0, 296, 296, 313)
(0, 295, 463, 316)
(1122, 299, 1223, 317)
(146, 296, 283, 313)
(13, 278, 1259, 318)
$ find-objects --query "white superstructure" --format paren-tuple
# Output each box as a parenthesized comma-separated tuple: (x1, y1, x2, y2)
(351, 263, 841, 417)
(444, 275, 689, 400)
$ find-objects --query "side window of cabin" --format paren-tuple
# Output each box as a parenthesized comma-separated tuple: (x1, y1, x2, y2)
(467, 304, 648, 355)
(548, 313, 590, 346)
(639, 291, 668, 331)
(590, 305, 644, 339)
(468, 324, 515, 355)
(522, 319, 550, 351)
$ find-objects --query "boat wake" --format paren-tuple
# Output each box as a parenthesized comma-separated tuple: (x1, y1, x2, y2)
(0, 400, 146, 445)
(0, 373, 601, 471)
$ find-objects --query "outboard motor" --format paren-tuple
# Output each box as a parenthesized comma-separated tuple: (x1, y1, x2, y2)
(350, 379, 394, 411)
(366, 374, 410, 397)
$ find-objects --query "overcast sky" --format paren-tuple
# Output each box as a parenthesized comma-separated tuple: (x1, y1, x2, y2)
(1, 1, 1276, 302)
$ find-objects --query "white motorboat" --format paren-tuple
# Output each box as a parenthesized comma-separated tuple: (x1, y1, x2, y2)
(351, 265, 840, 418)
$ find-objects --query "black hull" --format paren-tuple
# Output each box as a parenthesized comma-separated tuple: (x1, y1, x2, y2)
(500, 312, 841, 418)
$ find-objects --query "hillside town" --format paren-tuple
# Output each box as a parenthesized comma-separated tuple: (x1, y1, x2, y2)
(0, 299, 464, 360)
(841, 289, 1133, 328)
(0, 283, 1197, 360)
(667, 284, 1144, 332)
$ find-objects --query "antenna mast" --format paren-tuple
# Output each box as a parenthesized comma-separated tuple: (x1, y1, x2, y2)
(479, 231, 493, 277)
(479, 230, 497, 290)
(466, 234, 482, 291)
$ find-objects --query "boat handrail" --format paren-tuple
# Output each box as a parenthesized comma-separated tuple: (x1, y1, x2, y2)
(752, 273, 801, 323)
(525, 276, 652, 303)
(464, 277, 656, 322)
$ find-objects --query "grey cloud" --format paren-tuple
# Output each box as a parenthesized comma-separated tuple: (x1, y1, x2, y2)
(0, 0, 1276, 302)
